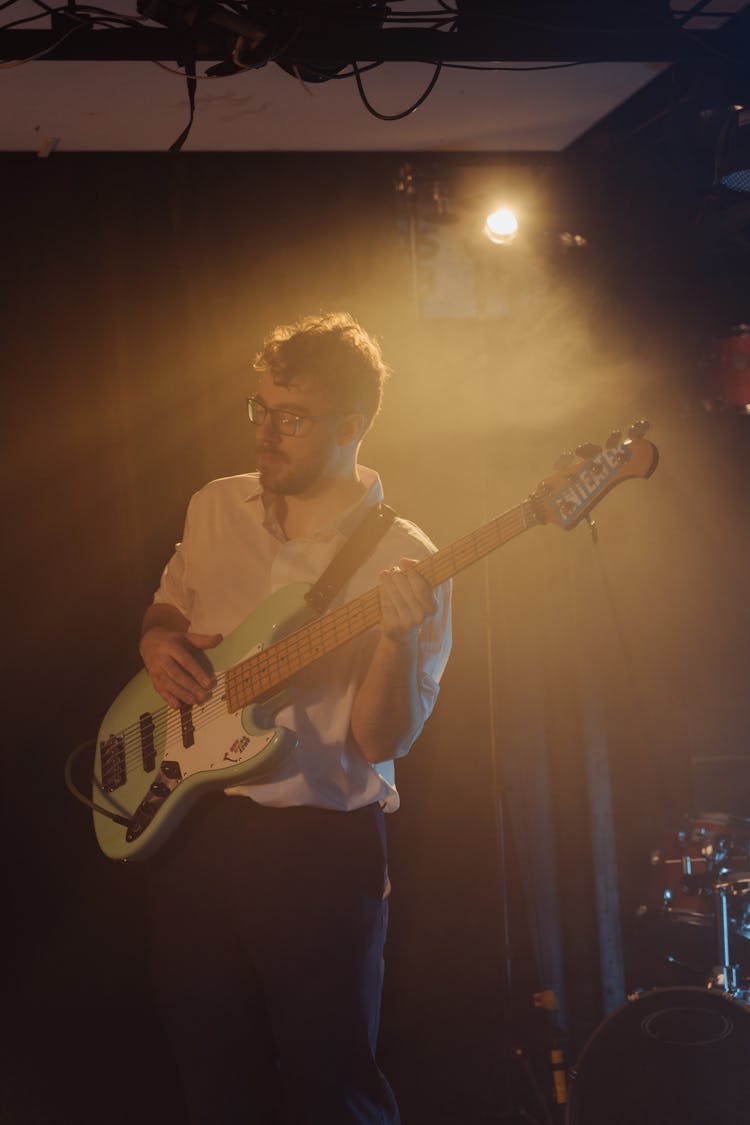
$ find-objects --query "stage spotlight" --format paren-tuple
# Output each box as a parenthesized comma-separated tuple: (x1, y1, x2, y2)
(716, 106, 750, 194)
(484, 208, 519, 246)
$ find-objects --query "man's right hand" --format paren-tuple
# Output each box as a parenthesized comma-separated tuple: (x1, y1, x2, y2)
(140, 627, 222, 709)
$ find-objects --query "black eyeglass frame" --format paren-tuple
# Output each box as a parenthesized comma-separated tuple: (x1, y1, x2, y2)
(246, 395, 339, 438)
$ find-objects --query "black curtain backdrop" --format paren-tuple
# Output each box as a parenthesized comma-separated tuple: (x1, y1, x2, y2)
(4, 151, 750, 1125)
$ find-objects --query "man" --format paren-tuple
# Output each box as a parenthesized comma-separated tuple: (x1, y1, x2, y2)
(139, 312, 452, 1125)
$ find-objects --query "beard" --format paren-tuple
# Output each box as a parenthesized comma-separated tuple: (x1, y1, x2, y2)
(256, 444, 328, 496)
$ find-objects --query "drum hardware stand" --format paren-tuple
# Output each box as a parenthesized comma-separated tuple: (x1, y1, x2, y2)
(475, 381, 579, 1125)
(496, 1041, 558, 1125)
(533, 988, 568, 1125)
(491, 795, 561, 1125)
(488, 746, 569, 1125)
(707, 875, 750, 1005)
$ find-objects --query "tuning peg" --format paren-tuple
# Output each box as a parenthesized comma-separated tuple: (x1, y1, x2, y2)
(554, 450, 575, 470)
(575, 442, 602, 459)
(605, 429, 622, 449)
(629, 419, 650, 439)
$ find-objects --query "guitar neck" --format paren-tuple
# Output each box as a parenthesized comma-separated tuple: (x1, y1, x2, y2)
(225, 500, 534, 712)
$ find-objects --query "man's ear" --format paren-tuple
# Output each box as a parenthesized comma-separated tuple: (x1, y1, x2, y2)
(337, 412, 367, 447)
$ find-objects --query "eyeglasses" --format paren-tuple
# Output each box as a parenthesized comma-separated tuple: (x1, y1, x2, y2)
(246, 396, 337, 438)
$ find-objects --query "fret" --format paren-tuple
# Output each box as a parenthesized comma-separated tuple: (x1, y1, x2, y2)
(418, 504, 525, 588)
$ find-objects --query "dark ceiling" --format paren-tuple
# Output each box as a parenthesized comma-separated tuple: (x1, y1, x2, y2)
(2, 0, 750, 152)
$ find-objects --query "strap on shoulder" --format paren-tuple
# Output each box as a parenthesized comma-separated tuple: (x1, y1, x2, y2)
(304, 503, 397, 615)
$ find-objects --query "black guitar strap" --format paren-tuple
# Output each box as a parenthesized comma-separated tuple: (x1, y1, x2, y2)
(304, 503, 397, 615)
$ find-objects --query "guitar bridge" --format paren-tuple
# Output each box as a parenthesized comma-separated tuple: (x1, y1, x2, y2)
(100, 733, 126, 792)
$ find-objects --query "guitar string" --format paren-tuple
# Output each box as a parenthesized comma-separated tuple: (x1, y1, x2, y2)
(99, 506, 529, 785)
(99, 446, 649, 785)
(100, 508, 528, 783)
(106, 512, 511, 743)
(102, 585, 382, 775)
(206, 509, 522, 718)
(103, 582, 384, 779)
(101, 511, 526, 784)
(222, 505, 527, 707)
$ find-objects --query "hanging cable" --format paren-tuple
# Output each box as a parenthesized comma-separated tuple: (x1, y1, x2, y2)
(151, 59, 220, 79)
(442, 60, 590, 72)
(64, 739, 132, 828)
(352, 59, 443, 121)
(0, 14, 82, 65)
(169, 53, 198, 151)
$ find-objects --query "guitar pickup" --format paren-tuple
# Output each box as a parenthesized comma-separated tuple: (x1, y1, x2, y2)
(139, 712, 156, 773)
(179, 702, 195, 749)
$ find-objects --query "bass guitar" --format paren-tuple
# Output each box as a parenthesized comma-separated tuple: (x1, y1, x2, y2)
(92, 423, 658, 861)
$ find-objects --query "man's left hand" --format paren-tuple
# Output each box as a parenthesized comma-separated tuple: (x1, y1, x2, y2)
(378, 557, 437, 641)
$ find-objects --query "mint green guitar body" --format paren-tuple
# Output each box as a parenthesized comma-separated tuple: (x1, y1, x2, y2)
(92, 583, 316, 862)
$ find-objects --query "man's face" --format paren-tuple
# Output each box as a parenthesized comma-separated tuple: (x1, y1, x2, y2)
(252, 370, 349, 496)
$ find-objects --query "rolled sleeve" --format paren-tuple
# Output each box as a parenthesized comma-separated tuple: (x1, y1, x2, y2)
(151, 500, 196, 622)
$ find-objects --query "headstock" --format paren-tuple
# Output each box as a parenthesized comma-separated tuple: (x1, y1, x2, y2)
(529, 421, 659, 532)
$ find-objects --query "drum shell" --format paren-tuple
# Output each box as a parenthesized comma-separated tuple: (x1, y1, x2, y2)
(566, 987, 750, 1125)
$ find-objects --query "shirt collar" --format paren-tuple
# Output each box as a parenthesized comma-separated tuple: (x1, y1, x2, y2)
(242, 466, 385, 542)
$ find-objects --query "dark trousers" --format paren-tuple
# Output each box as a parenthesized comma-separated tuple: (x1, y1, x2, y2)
(145, 794, 400, 1125)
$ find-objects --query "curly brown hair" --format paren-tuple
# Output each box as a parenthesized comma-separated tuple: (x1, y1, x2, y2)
(253, 312, 390, 430)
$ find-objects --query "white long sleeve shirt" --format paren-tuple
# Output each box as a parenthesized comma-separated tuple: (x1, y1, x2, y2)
(153, 466, 452, 812)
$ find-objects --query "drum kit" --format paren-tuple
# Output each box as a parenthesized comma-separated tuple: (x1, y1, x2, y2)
(566, 812, 750, 1125)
